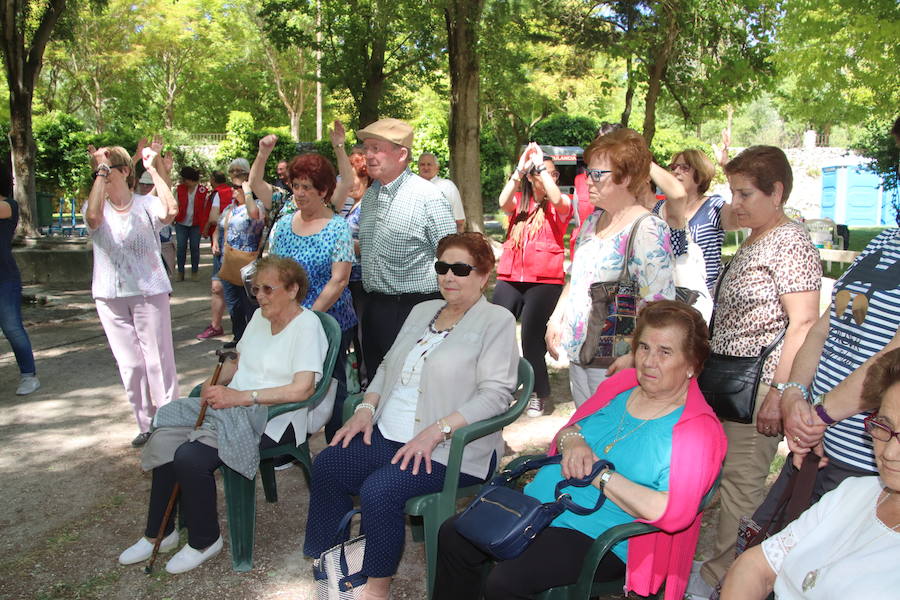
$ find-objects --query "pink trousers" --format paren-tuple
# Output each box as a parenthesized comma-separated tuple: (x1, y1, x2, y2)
(95, 293, 179, 432)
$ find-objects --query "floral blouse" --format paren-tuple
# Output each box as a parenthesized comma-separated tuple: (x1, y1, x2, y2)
(220, 199, 265, 253)
(560, 211, 675, 364)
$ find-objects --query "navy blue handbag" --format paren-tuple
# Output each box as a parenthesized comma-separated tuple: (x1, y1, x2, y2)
(453, 455, 613, 561)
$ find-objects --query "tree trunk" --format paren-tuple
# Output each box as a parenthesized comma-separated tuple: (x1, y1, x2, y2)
(9, 93, 38, 237)
(2, 0, 68, 235)
(290, 110, 300, 142)
(358, 37, 386, 127)
(641, 10, 679, 146)
(445, 1, 485, 232)
(621, 56, 634, 127)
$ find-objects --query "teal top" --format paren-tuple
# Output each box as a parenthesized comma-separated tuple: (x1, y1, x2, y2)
(523, 388, 682, 562)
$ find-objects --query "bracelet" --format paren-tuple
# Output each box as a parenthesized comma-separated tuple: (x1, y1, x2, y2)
(355, 402, 376, 416)
(775, 381, 809, 401)
(334, 143, 344, 148)
(558, 431, 584, 451)
(814, 403, 837, 426)
(511, 171, 521, 183)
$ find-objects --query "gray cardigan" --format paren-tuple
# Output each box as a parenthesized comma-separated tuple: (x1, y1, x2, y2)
(367, 296, 519, 479)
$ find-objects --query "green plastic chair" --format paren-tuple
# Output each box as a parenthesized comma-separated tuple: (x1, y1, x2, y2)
(487, 459, 720, 600)
(343, 357, 534, 598)
(189, 310, 341, 571)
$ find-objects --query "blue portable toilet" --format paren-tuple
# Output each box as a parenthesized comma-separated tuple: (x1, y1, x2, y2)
(821, 163, 895, 226)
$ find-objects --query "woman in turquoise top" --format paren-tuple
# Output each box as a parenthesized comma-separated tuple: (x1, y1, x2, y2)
(256, 134, 357, 441)
(436, 300, 721, 599)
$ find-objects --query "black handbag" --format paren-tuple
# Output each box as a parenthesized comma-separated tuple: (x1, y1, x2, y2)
(578, 215, 651, 367)
(453, 455, 613, 561)
(698, 260, 786, 423)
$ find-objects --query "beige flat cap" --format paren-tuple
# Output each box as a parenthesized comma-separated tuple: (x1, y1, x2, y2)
(356, 118, 414, 148)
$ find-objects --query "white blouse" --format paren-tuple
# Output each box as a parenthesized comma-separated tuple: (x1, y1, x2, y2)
(762, 475, 899, 599)
(85, 193, 172, 299)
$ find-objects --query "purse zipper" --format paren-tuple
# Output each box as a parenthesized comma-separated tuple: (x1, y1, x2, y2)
(480, 497, 522, 517)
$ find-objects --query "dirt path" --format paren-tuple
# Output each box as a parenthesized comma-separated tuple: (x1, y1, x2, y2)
(0, 248, 735, 599)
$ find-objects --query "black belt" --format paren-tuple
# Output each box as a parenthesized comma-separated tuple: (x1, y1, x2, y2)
(368, 291, 442, 303)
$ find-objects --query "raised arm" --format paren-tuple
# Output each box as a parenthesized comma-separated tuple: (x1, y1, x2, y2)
(330, 120, 352, 211)
(650, 162, 687, 229)
(530, 143, 568, 213)
(499, 145, 535, 213)
(144, 142, 177, 224)
(250, 135, 277, 210)
(84, 146, 111, 229)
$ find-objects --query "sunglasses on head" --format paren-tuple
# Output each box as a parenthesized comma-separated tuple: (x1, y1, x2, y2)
(434, 261, 476, 277)
(250, 284, 282, 296)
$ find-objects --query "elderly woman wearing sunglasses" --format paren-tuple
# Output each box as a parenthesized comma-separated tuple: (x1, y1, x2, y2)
(722, 347, 900, 599)
(304, 232, 519, 600)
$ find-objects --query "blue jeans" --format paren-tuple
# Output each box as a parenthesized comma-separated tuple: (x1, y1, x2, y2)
(174, 223, 201, 274)
(222, 280, 256, 341)
(0, 278, 36, 375)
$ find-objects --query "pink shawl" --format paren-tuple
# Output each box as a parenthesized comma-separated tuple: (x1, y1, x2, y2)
(549, 369, 727, 600)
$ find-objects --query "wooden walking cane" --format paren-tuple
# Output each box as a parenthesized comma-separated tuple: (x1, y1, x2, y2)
(145, 348, 238, 574)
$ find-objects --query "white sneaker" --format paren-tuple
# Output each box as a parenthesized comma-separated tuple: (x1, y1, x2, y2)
(165, 536, 223, 574)
(16, 375, 40, 396)
(526, 395, 544, 418)
(118, 529, 179, 565)
(686, 569, 716, 600)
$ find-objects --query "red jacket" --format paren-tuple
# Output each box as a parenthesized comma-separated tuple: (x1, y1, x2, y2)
(496, 192, 572, 285)
(175, 184, 210, 229)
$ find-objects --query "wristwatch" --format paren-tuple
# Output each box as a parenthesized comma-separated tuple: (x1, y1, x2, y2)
(597, 467, 614, 492)
(810, 393, 837, 425)
(436, 419, 452, 442)
(249, 390, 259, 406)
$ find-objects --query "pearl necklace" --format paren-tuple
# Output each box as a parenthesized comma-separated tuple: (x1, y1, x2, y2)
(106, 195, 134, 213)
(801, 488, 900, 592)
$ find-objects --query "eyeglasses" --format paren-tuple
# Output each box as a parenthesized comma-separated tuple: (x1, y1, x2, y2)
(864, 414, 900, 443)
(250, 284, 283, 296)
(585, 168, 613, 182)
(668, 163, 692, 173)
(434, 261, 477, 277)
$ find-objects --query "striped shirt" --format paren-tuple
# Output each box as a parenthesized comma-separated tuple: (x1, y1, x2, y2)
(654, 195, 725, 292)
(817, 229, 900, 472)
(358, 168, 456, 295)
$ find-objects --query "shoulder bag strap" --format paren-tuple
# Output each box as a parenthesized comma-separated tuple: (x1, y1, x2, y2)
(553, 459, 615, 515)
(619, 213, 653, 284)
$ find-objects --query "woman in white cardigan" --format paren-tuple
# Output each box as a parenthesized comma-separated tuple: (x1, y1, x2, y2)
(303, 232, 519, 600)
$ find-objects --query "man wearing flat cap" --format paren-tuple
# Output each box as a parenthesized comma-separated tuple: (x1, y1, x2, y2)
(356, 117, 456, 374)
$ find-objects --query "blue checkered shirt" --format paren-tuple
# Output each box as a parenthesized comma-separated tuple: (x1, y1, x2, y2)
(359, 168, 456, 294)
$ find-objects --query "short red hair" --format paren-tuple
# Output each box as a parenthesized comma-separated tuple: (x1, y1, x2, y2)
(436, 232, 495, 274)
(288, 153, 337, 202)
(583, 128, 651, 196)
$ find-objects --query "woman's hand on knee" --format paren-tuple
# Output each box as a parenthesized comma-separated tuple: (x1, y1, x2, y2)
(392, 428, 443, 475)
(330, 412, 373, 448)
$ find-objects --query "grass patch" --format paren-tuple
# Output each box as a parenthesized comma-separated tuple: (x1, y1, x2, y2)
(769, 453, 786, 477)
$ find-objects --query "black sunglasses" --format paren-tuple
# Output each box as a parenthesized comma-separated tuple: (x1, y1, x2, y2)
(434, 261, 477, 277)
